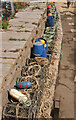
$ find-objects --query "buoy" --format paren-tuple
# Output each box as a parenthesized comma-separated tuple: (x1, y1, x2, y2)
(8, 89, 27, 103)
(14, 81, 33, 89)
(47, 5, 52, 8)
(49, 1, 53, 3)
(48, 13, 53, 17)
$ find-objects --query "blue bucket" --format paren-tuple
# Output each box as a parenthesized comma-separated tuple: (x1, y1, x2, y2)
(35, 38, 41, 42)
(47, 16, 55, 27)
(35, 38, 48, 51)
(41, 47, 47, 58)
(44, 43, 48, 51)
(32, 42, 44, 56)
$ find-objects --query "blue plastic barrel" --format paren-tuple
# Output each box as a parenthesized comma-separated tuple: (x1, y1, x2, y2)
(35, 38, 40, 42)
(47, 16, 55, 27)
(32, 42, 44, 56)
(44, 44, 48, 51)
(35, 38, 48, 51)
(41, 47, 47, 58)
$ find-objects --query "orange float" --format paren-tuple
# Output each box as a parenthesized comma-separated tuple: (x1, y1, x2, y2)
(49, 1, 53, 3)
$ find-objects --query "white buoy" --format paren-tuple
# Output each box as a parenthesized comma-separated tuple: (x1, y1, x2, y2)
(8, 89, 27, 103)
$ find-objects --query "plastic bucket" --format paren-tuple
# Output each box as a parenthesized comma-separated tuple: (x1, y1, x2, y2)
(44, 43, 48, 51)
(35, 38, 46, 42)
(41, 48, 47, 58)
(35, 38, 48, 51)
(35, 38, 41, 42)
(32, 42, 44, 56)
(47, 16, 55, 27)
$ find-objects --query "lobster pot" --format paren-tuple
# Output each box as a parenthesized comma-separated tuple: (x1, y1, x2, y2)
(3, 103, 29, 120)
(47, 16, 55, 27)
(47, 8, 51, 15)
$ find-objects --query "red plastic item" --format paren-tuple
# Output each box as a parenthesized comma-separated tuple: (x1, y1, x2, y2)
(47, 5, 52, 8)
(48, 13, 53, 16)
(16, 9, 18, 12)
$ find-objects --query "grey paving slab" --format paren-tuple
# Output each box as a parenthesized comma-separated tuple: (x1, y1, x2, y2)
(23, 23, 37, 28)
(2, 31, 14, 41)
(0, 58, 15, 64)
(8, 23, 37, 32)
(18, 27, 33, 32)
(15, 12, 41, 19)
(2, 64, 11, 77)
(9, 19, 24, 27)
(0, 52, 19, 59)
(10, 32, 31, 40)
(0, 77, 2, 87)
(2, 31, 31, 41)
(0, 58, 2, 63)
(2, 41, 25, 51)
(11, 18, 39, 23)
(2, 41, 26, 46)
(0, 63, 9, 78)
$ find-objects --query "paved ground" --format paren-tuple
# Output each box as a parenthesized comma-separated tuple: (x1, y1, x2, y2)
(55, 2, 76, 118)
(0, 2, 46, 79)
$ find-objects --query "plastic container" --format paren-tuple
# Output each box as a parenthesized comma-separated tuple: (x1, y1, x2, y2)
(14, 81, 33, 89)
(44, 44, 48, 51)
(41, 47, 47, 58)
(32, 42, 44, 56)
(8, 89, 27, 103)
(35, 38, 48, 51)
(48, 13, 53, 17)
(35, 38, 41, 42)
(47, 16, 55, 27)
(47, 5, 52, 8)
